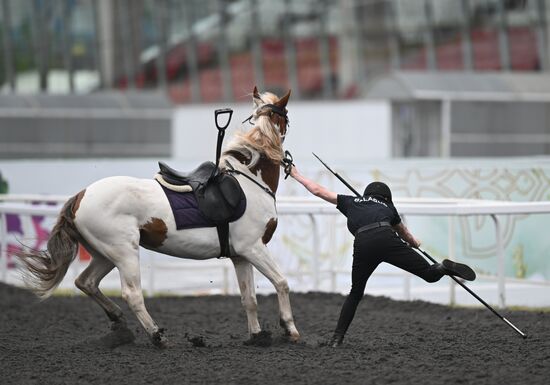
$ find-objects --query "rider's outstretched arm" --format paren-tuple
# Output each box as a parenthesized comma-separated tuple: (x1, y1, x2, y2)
(290, 165, 337, 205)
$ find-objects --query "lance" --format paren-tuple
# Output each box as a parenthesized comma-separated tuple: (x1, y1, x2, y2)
(312, 152, 361, 196)
(312, 152, 527, 339)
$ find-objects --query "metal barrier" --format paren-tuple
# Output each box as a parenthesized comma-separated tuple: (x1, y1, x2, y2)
(2, 194, 550, 307)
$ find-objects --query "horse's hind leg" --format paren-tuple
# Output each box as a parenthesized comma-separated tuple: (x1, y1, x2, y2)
(231, 256, 261, 336)
(75, 255, 136, 347)
(115, 251, 168, 348)
(75, 255, 127, 330)
(243, 243, 300, 341)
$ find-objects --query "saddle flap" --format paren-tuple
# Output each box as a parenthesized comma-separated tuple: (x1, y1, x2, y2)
(198, 174, 245, 224)
(217, 173, 242, 208)
(201, 184, 233, 223)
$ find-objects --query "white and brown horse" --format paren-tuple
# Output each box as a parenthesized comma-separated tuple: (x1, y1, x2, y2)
(17, 87, 299, 348)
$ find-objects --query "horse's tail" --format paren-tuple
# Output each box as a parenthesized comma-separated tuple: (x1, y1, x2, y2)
(17, 192, 84, 299)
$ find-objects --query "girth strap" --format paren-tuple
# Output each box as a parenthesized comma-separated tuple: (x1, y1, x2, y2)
(225, 160, 276, 200)
(217, 222, 230, 258)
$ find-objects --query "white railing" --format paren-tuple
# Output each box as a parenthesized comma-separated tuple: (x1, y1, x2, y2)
(2, 194, 550, 308)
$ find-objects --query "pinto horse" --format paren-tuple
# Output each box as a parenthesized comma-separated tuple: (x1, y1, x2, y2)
(17, 87, 299, 348)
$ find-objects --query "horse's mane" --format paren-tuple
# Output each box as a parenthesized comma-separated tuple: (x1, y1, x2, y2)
(221, 91, 284, 168)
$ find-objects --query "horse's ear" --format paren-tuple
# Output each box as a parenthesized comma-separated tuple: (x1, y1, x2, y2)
(253, 86, 262, 106)
(253, 86, 261, 99)
(275, 89, 291, 108)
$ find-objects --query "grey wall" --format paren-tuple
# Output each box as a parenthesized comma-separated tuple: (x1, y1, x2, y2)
(451, 101, 550, 157)
(0, 92, 173, 159)
(172, 99, 392, 164)
(390, 99, 550, 157)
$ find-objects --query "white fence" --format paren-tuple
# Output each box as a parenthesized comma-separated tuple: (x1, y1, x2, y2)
(2, 194, 550, 309)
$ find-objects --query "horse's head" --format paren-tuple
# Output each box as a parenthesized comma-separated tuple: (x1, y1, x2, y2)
(251, 86, 291, 143)
(222, 87, 293, 195)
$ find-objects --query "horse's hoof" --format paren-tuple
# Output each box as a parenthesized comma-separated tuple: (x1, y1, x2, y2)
(280, 329, 300, 342)
(279, 319, 300, 342)
(287, 332, 300, 343)
(151, 328, 169, 349)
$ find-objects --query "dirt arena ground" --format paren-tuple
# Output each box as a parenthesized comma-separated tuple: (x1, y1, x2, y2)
(1, 282, 548, 385)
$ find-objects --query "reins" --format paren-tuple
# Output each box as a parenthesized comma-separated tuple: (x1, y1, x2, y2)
(281, 150, 294, 180)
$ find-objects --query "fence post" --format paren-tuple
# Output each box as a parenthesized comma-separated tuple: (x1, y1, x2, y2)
(403, 274, 411, 301)
(148, 251, 155, 297)
(448, 216, 456, 306)
(491, 214, 505, 308)
(223, 265, 229, 295)
(309, 214, 320, 291)
(401, 214, 411, 300)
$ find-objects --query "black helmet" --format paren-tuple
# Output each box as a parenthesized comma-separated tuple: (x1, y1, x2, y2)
(363, 181, 392, 202)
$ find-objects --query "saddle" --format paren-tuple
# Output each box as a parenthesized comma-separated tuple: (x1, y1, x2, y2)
(156, 161, 246, 257)
(158, 161, 215, 189)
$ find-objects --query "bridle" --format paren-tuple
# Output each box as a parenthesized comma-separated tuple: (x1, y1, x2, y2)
(242, 103, 290, 141)
(238, 101, 294, 188)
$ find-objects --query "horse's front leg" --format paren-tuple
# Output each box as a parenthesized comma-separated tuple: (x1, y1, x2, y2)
(231, 256, 261, 336)
(243, 243, 300, 341)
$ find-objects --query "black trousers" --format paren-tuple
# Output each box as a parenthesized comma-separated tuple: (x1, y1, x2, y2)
(334, 227, 445, 336)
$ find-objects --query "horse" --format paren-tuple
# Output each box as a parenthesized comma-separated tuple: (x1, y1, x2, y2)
(16, 86, 300, 348)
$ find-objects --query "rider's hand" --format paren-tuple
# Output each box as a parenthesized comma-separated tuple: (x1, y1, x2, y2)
(410, 237, 421, 248)
(289, 165, 300, 179)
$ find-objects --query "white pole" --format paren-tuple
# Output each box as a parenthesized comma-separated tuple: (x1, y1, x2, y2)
(404, 274, 411, 301)
(309, 214, 320, 291)
(0, 212, 7, 282)
(402, 215, 411, 300)
(223, 265, 229, 295)
(491, 214, 505, 308)
(448, 216, 456, 306)
(148, 251, 155, 297)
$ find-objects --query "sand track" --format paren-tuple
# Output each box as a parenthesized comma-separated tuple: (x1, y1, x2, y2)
(1, 283, 548, 385)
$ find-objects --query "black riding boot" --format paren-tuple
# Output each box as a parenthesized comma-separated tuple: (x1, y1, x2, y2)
(436, 259, 476, 281)
(329, 333, 344, 347)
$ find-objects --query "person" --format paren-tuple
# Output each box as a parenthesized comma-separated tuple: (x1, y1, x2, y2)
(289, 165, 476, 347)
